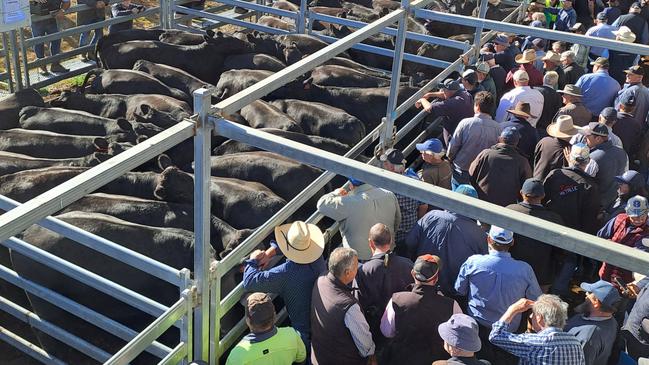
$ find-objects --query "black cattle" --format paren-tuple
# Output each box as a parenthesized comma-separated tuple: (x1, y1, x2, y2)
(213, 127, 350, 156)
(59, 193, 253, 255)
(154, 167, 287, 230)
(94, 29, 165, 60)
(322, 56, 410, 82)
(131, 104, 190, 129)
(50, 91, 191, 125)
(0, 130, 117, 158)
(270, 99, 365, 146)
(0, 88, 44, 130)
(258, 15, 295, 31)
(0, 151, 108, 176)
(238, 32, 307, 64)
(98, 33, 253, 84)
(237, 100, 303, 133)
(158, 29, 212, 45)
(81, 69, 192, 105)
(132, 60, 211, 97)
(12, 212, 202, 364)
(306, 64, 392, 87)
(222, 53, 286, 72)
(214, 69, 273, 99)
(19, 106, 138, 143)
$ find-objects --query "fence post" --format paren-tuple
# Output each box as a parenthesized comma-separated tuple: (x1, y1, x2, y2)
(179, 268, 193, 365)
(18, 29, 30, 88)
(9, 30, 23, 91)
(297, 0, 307, 33)
(2, 33, 14, 92)
(379, 3, 409, 149)
(473, 0, 488, 57)
(208, 261, 220, 364)
(192, 87, 212, 362)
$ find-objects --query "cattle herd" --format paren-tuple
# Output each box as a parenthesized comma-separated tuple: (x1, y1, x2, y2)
(0, 1, 516, 363)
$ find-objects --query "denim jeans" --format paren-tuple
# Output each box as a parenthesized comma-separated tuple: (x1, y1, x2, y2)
(451, 166, 471, 191)
(31, 18, 61, 59)
(79, 16, 103, 47)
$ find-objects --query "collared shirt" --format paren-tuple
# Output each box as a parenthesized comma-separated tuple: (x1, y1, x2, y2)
(317, 184, 401, 260)
(225, 326, 307, 365)
(489, 321, 586, 365)
(395, 192, 423, 243)
(380, 295, 462, 338)
(495, 86, 544, 127)
(344, 303, 375, 357)
(576, 70, 621, 116)
(447, 113, 502, 171)
(455, 251, 542, 331)
(585, 23, 616, 57)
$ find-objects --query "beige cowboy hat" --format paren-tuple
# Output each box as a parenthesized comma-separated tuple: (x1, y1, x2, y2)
(507, 101, 536, 119)
(557, 84, 583, 97)
(515, 49, 538, 64)
(613, 26, 636, 43)
(546, 115, 579, 139)
(541, 50, 561, 63)
(274, 221, 325, 264)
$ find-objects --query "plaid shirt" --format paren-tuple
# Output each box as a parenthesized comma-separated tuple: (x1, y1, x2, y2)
(394, 193, 421, 243)
(489, 320, 585, 365)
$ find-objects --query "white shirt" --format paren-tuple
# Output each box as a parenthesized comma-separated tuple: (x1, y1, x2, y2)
(495, 86, 545, 127)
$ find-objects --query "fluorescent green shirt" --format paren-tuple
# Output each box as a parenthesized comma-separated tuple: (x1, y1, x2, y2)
(225, 327, 307, 365)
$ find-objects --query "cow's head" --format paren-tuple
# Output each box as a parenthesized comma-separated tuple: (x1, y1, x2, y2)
(154, 166, 194, 202)
(204, 30, 254, 54)
(283, 42, 303, 65)
(49, 90, 77, 108)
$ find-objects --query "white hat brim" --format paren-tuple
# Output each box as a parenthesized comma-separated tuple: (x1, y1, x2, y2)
(274, 223, 325, 264)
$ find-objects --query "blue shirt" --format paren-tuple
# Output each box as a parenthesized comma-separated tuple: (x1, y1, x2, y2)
(405, 210, 487, 295)
(576, 70, 621, 116)
(489, 321, 586, 365)
(243, 242, 326, 340)
(455, 251, 542, 331)
(547, 7, 577, 31)
(584, 23, 616, 57)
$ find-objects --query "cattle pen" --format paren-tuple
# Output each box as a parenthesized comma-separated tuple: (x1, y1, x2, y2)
(3, 0, 649, 364)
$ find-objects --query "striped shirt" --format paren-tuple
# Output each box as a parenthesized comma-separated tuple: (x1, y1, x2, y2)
(489, 321, 586, 365)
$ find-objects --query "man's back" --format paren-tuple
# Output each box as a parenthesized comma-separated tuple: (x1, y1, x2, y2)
(616, 84, 649, 129)
(534, 136, 571, 180)
(590, 141, 628, 208)
(576, 71, 621, 116)
(496, 86, 544, 126)
(543, 167, 600, 233)
(447, 114, 502, 171)
(470, 144, 532, 206)
(616, 13, 648, 43)
(226, 327, 307, 365)
(533, 85, 563, 130)
(565, 314, 618, 365)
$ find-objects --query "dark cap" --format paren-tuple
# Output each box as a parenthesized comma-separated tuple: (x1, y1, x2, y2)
(578, 122, 609, 137)
(590, 57, 609, 67)
(493, 34, 509, 45)
(413, 254, 441, 282)
(615, 170, 645, 190)
(462, 69, 478, 85)
(621, 92, 637, 106)
(631, 1, 641, 9)
(500, 126, 521, 145)
(380, 148, 406, 165)
(521, 178, 545, 197)
(438, 78, 461, 91)
(532, 38, 546, 48)
(479, 52, 495, 62)
(600, 107, 618, 121)
(625, 65, 645, 76)
(596, 11, 608, 20)
(245, 292, 275, 326)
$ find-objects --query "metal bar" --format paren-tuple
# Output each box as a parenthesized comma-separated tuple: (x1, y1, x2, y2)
(0, 295, 112, 363)
(209, 0, 298, 19)
(158, 342, 188, 365)
(309, 11, 468, 50)
(18, 29, 29, 88)
(193, 89, 212, 362)
(0, 121, 195, 246)
(213, 9, 404, 116)
(297, 0, 307, 33)
(212, 119, 649, 274)
(414, 8, 649, 55)
(104, 296, 187, 365)
(178, 269, 192, 364)
(2, 33, 14, 92)
(314, 33, 452, 69)
(27, 45, 93, 68)
(0, 195, 182, 286)
(209, 262, 222, 363)
(0, 263, 172, 358)
(0, 326, 67, 365)
(381, 0, 409, 148)
(172, 6, 290, 34)
(2, 237, 169, 319)
(9, 30, 22, 91)
(473, 0, 488, 56)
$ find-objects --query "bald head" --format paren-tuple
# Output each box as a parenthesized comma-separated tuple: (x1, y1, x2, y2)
(369, 223, 392, 248)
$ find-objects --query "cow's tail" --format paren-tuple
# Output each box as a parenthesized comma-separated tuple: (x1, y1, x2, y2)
(80, 68, 102, 93)
(94, 37, 104, 68)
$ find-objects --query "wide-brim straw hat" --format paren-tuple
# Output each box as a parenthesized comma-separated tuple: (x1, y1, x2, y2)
(274, 221, 325, 264)
(515, 49, 538, 64)
(507, 101, 536, 119)
(547, 115, 579, 139)
(557, 84, 583, 97)
(541, 50, 561, 63)
(613, 26, 637, 43)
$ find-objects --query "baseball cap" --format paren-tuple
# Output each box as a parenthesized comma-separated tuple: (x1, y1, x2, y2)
(578, 122, 609, 137)
(532, 38, 546, 48)
(416, 138, 445, 153)
(438, 78, 461, 91)
(380, 148, 406, 165)
(570, 143, 590, 163)
(615, 170, 645, 189)
(462, 69, 478, 84)
(475, 61, 490, 74)
(590, 57, 610, 67)
(600, 107, 618, 121)
(488, 225, 514, 245)
(596, 11, 607, 20)
(438, 314, 482, 352)
(521, 178, 545, 197)
(348, 177, 364, 186)
(500, 126, 521, 145)
(626, 195, 649, 217)
(530, 20, 543, 27)
(493, 34, 509, 45)
(625, 65, 645, 76)
(631, 1, 641, 9)
(245, 292, 275, 326)
(580, 280, 621, 308)
(413, 254, 441, 282)
(513, 69, 529, 82)
(454, 184, 478, 198)
(620, 92, 637, 106)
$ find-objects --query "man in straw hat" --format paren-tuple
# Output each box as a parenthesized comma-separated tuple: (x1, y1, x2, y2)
(575, 57, 620, 116)
(609, 27, 639, 84)
(615, 65, 649, 129)
(495, 70, 544, 127)
(505, 49, 543, 88)
(243, 220, 326, 348)
(502, 102, 540, 161)
(311, 247, 376, 365)
(560, 51, 584, 85)
(542, 50, 567, 89)
(226, 292, 307, 365)
(534, 115, 579, 179)
(380, 255, 461, 364)
(556, 84, 592, 126)
(433, 314, 491, 365)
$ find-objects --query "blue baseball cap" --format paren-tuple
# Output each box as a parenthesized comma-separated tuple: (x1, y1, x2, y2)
(488, 225, 514, 245)
(580, 280, 621, 308)
(500, 126, 521, 145)
(493, 34, 509, 45)
(416, 138, 445, 153)
(454, 184, 478, 198)
(615, 170, 645, 189)
(348, 177, 364, 186)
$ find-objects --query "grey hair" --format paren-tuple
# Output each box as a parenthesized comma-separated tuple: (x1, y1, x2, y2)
(543, 71, 559, 88)
(328, 247, 358, 278)
(561, 51, 575, 61)
(533, 294, 568, 328)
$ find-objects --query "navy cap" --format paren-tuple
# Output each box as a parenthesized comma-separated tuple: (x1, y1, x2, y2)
(416, 138, 445, 153)
(380, 148, 406, 165)
(600, 107, 618, 121)
(615, 170, 645, 190)
(532, 38, 546, 48)
(580, 280, 621, 309)
(493, 34, 509, 45)
(438, 79, 461, 91)
(348, 177, 364, 186)
(500, 126, 521, 145)
(596, 11, 607, 20)
(521, 178, 545, 197)
(631, 1, 641, 9)
(621, 92, 637, 106)
(578, 122, 609, 137)
(454, 184, 478, 198)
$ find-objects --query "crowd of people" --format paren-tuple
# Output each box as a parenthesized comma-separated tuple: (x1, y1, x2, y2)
(223, 1, 649, 364)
